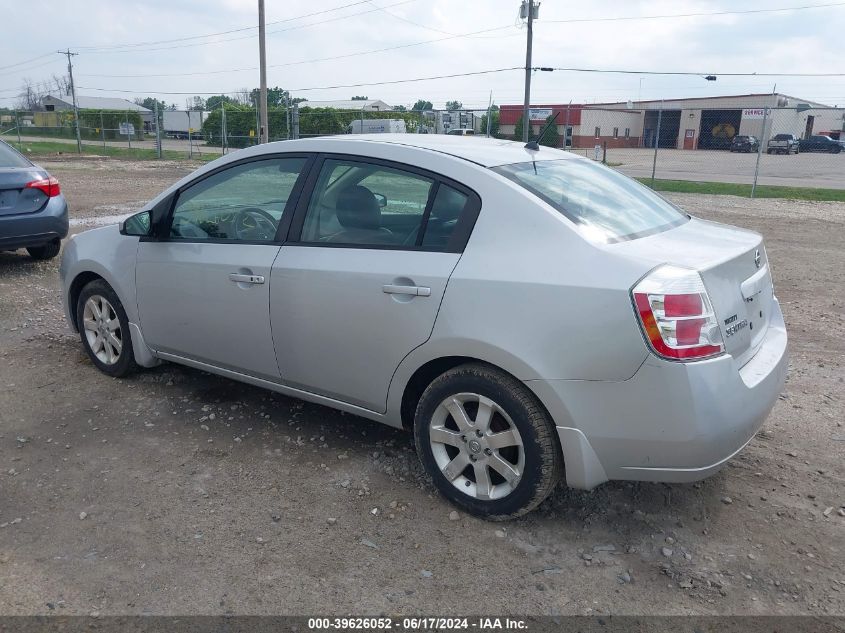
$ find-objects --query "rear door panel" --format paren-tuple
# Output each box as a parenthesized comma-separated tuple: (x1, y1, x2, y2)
(270, 246, 459, 411)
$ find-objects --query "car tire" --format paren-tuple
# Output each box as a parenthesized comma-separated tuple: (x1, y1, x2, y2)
(26, 240, 60, 260)
(413, 363, 562, 520)
(76, 279, 138, 378)
(766, 149, 772, 154)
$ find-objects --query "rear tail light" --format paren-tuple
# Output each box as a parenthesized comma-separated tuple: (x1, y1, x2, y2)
(632, 266, 724, 361)
(25, 176, 61, 197)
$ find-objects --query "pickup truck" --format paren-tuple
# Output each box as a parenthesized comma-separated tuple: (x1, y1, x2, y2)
(798, 135, 842, 153)
(767, 133, 800, 154)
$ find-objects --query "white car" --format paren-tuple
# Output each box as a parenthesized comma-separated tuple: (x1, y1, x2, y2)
(60, 134, 788, 519)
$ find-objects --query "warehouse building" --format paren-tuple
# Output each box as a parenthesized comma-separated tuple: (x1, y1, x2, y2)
(499, 94, 843, 149)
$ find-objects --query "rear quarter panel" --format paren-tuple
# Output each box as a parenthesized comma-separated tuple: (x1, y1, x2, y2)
(387, 169, 654, 423)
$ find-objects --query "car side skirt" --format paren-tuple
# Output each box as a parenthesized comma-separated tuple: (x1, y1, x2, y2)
(152, 351, 391, 426)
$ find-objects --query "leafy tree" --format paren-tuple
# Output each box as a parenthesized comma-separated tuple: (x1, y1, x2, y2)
(351, 95, 369, 101)
(445, 100, 463, 111)
(186, 96, 206, 111)
(249, 86, 304, 108)
(206, 94, 237, 111)
(513, 114, 525, 141)
(479, 108, 500, 137)
(134, 97, 167, 112)
(411, 99, 432, 111)
(134, 97, 167, 129)
(538, 114, 560, 147)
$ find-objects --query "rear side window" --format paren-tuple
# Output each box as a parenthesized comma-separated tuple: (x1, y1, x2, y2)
(493, 159, 688, 242)
(300, 159, 434, 247)
(0, 142, 31, 168)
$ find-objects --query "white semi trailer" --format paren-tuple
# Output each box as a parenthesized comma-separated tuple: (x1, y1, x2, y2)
(163, 111, 207, 139)
(347, 119, 407, 134)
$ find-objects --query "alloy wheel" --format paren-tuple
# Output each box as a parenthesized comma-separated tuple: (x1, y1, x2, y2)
(82, 295, 123, 365)
(428, 392, 525, 501)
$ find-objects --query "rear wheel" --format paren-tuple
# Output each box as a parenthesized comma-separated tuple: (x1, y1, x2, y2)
(76, 279, 138, 377)
(414, 363, 562, 520)
(26, 240, 60, 260)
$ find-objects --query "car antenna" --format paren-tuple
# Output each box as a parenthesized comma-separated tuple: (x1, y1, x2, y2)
(524, 112, 560, 151)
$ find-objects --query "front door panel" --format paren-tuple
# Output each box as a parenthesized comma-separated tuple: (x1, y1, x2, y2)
(137, 242, 282, 381)
(271, 246, 459, 411)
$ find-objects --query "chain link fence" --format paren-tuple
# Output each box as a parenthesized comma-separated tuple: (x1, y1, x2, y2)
(2, 102, 842, 195)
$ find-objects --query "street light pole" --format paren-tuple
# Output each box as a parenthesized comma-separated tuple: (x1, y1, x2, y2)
(521, 0, 536, 143)
(258, 0, 269, 144)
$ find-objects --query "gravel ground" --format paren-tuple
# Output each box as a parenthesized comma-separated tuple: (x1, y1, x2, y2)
(0, 156, 843, 616)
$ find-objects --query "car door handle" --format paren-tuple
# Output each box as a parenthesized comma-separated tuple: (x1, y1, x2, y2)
(229, 273, 265, 285)
(382, 284, 431, 297)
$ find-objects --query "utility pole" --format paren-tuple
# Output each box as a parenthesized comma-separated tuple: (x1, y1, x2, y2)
(258, 0, 269, 144)
(485, 90, 493, 137)
(521, 0, 538, 143)
(59, 49, 82, 154)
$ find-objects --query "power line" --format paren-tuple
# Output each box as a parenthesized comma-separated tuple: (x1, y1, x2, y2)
(77, 67, 524, 96)
(0, 58, 62, 78)
(0, 52, 57, 72)
(77, 24, 516, 79)
(75, 65, 845, 100)
(540, 67, 845, 77)
(74, 0, 416, 55)
(543, 1, 845, 24)
(73, 0, 383, 51)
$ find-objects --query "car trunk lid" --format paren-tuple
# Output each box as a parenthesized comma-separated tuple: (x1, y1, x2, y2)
(0, 167, 52, 217)
(611, 217, 773, 366)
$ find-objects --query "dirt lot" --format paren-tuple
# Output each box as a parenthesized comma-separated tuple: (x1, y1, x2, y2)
(0, 156, 843, 617)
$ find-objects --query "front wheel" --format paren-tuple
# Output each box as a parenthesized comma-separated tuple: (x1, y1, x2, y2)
(76, 279, 138, 377)
(414, 363, 562, 520)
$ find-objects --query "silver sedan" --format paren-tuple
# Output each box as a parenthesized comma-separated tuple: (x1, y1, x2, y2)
(59, 134, 788, 519)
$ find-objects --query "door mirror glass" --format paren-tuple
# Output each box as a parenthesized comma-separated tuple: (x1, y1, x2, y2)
(120, 210, 152, 237)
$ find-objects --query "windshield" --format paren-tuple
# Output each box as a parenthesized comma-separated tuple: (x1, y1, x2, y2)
(0, 141, 31, 168)
(493, 158, 688, 242)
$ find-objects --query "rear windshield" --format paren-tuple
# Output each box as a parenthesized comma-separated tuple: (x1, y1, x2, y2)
(0, 141, 31, 168)
(493, 159, 688, 242)
(773, 134, 792, 140)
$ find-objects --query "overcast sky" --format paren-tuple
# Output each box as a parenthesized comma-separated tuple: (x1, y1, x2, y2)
(2, 0, 844, 110)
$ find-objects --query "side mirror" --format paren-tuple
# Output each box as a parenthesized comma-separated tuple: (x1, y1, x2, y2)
(373, 193, 388, 208)
(120, 210, 152, 237)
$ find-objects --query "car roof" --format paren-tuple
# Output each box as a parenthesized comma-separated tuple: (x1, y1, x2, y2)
(252, 134, 580, 168)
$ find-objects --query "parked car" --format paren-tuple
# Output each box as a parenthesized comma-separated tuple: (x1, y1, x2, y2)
(0, 140, 68, 259)
(729, 135, 759, 153)
(798, 135, 842, 153)
(446, 128, 475, 136)
(59, 135, 788, 519)
(766, 133, 799, 154)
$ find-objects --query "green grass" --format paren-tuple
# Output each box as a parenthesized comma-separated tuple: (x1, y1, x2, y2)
(638, 178, 845, 202)
(5, 139, 217, 162)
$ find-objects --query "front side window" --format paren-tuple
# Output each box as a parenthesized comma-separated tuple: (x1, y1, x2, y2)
(169, 157, 306, 241)
(493, 159, 688, 242)
(300, 159, 436, 247)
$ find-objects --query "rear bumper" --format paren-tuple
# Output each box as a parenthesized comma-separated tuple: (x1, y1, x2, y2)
(0, 196, 68, 250)
(529, 298, 788, 489)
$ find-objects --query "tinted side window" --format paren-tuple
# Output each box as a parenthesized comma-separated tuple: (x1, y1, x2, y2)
(170, 157, 306, 241)
(0, 141, 31, 168)
(300, 159, 434, 247)
(421, 185, 469, 249)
